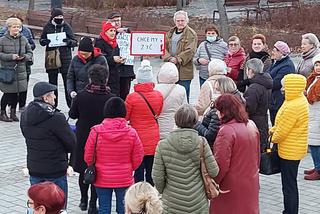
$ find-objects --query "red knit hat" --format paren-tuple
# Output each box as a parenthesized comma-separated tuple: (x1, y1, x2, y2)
(102, 21, 116, 33)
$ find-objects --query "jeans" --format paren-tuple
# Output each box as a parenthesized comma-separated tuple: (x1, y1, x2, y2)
(309, 146, 320, 171)
(177, 80, 191, 103)
(30, 175, 68, 208)
(280, 158, 300, 214)
(199, 77, 206, 88)
(48, 72, 71, 108)
(134, 155, 154, 186)
(95, 187, 127, 214)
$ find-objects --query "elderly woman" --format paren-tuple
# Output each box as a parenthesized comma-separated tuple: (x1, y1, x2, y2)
(152, 104, 219, 214)
(0, 17, 32, 122)
(211, 94, 260, 214)
(224, 36, 246, 82)
(304, 54, 320, 180)
(268, 41, 295, 125)
(195, 59, 227, 116)
(155, 62, 187, 139)
(297, 33, 320, 77)
(193, 24, 228, 87)
(269, 74, 308, 214)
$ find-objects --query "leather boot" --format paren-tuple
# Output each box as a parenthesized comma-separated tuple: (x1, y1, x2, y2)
(0, 110, 13, 122)
(10, 108, 19, 122)
(304, 168, 315, 175)
(304, 170, 320, 180)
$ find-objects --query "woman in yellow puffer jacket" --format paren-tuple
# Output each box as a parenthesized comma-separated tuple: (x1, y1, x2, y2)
(270, 73, 309, 214)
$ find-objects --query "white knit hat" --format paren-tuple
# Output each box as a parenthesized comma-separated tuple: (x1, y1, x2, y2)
(312, 53, 320, 65)
(136, 60, 153, 83)
(208, 59, 227, 77)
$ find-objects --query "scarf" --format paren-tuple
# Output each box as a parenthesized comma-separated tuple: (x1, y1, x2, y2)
(85, 83, 110, 95)
(99, 32, 117, 49)
(77, 51, 93, 64)
(302, 47, 319, 60)
(249, 50, 270, 62)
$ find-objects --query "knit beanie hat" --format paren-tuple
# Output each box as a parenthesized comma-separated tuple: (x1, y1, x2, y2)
(102, 22, 116, 33)
(103, 97, 126, 118)
(274, 41, 291, 56)
(51, 8, 63, 19)
(33, 82, 57, 97)
(79, 37, 94, 52)
(312, 53, 320, 65)
(208, 59, 227, 76)
(136, 60, 153, 83)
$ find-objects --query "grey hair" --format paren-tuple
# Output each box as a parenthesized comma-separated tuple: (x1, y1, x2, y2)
(215, 77, 237, 94)
(174, 104, 198, 128)
(246, 58, 264, 74)
(228, 36, 241, 44)
(173, 10, 189, 23)
(302, 33, 320, 48)
(6, 17, 22, 28)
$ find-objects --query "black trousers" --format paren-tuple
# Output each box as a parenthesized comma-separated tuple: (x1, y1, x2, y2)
(18, 70, 31, 108)
(269, 109, 277, 126)
(48, 72, 71, 108)
(134, 155, 154, 186)
(280, 158, 300, 214)
(1, 93, 18, 111)
(119, 76, 132, 100)
(78, 172, 97, 208)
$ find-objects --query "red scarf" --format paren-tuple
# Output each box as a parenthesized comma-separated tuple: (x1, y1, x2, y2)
(99, 31, 117, 49)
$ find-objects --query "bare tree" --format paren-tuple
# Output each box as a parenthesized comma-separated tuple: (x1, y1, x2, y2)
(177, 0, 183, 11)
(215, 0, 229, 40)
(28, 0, 35, 11)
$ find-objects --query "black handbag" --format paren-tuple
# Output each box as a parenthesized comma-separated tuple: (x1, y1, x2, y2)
(83, 131, 99, 184)
(0, 67, 16, 84)
(259, 137, 281, 175)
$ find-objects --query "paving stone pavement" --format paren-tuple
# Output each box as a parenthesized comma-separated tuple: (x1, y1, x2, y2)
(0, 40, 320, 214)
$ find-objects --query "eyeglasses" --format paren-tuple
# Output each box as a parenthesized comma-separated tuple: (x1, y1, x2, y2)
(110, 19, 121, 23)
(229, 43, 239, 47)
(27, 200, 34, 208)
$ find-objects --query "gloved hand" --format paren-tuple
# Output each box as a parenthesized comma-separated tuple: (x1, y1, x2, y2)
(63, 38, 72, 46)
(41, 39, 51, 46)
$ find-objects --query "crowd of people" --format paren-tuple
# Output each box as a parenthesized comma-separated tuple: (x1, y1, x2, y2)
(0, 6, 319, 214)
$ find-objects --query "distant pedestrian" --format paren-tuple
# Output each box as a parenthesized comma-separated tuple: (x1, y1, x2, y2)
(20, 82, 75, 207)
(211, 94, 260, 214)
(268, 41, 295, 125)
(269, 74, 309, 214)
(297, 33, 320, 77)
(193, 24, 228, 87)
(163, 10, 197, 102)
(155, 62, 187, 139)
(304, 54, 320, 180)
(84, 97, 144, 214)
(125, 60, 163, 185)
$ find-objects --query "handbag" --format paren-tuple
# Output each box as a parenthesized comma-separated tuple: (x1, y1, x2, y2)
(136, 91, 159, 124)
(199, 138, 230, 200)
(0, 66, 16, 84)
(259, 136, 281, 175)
(45, 49, 62, 70)
(83, 131, 99, 184)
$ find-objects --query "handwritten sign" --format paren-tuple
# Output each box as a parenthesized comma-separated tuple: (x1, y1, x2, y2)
(117, 33, 134, 65)
(130, 31, 166, 56)
(47, 32, 67, 47)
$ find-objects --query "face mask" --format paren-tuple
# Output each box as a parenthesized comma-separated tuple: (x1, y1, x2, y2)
(54, 18, 64, 24)
(26, 208, 34, 214)
(206, 36, 217, 43)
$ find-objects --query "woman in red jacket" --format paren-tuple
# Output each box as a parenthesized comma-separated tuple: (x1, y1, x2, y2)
(125, 60, 163, 185)
(210, 94, 260, 214)
(84, 97, 144, 214)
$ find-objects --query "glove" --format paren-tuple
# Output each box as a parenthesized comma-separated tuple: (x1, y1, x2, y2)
(42, 39, 51, 46)
(63, 38, 72, 46)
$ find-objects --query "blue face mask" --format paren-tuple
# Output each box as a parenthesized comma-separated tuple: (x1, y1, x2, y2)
(26, 208, 34, 214)
(206, 35, 217, 43)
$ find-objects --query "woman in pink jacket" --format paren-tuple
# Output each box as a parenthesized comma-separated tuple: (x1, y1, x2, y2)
(85, 97, 144, 214)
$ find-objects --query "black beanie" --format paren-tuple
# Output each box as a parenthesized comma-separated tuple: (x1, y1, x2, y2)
(103, 97, 126, 118)
(79, 37, 94, 52)
(51, 8, 63, 19)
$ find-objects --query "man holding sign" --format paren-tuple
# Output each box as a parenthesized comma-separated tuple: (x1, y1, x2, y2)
(164, 10, 197, 103)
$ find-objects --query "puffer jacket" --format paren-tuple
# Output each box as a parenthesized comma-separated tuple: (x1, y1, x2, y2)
(224, 47, 246, 82)
(84, 118, 144, 188)
(152, 128, 219, 214)
(155, 66, 187, 139)
(297, 47, 320, 77)
(66, 48, 108, 95)
(270, 74, 309, 160)
(125, 83, 163, 155)
(163, 26, 197, 80)
(0, 32, 32, 93)
(193, 38, 228, 80)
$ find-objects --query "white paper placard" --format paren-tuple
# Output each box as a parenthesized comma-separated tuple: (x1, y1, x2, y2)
(130, 31, 166, 56)
(47, 32, 67, 47)
(117, 33, 134, 65)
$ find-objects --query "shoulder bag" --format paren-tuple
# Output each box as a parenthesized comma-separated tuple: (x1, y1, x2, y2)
(204, 42, 212, 61)
(45, 27, 63, 70)
(259, 136, 280, 175)
(136, 91, 159, 124)
(199, 138, 230, 199)
(83, 131, 99, 184)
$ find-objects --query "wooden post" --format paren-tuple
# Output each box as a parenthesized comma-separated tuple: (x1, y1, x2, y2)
(28, 0, 35, 11)
(216, 0, 229, 40)
(176, 0, 183, 11)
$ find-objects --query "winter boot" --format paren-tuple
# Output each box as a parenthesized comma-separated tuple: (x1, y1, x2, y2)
(10, 108, 19, 122)
(0, 110, 13, 122)
(304, 168, 315, 175)
(304, 170, 320, 180)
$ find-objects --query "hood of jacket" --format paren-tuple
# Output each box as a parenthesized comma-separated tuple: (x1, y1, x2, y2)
(166, 128, 199, 154)
(23, 100, 56, 125)
(284, 74, 306, 101)
(250, 72, 273, 89)
(94, 118, 131, 141)
(133, 82, 155, 92)
(157, 65, 179, 84)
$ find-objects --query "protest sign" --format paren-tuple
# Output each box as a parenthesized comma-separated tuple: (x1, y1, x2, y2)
(130, 31, 166, 56)
(47, 32, 67, 47)
(117, 33, 134, 65)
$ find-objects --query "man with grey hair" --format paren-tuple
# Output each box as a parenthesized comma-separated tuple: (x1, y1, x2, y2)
(20, 82, 75, 206)
(163, 10, 197, 102)
(244, 58, 273, 152)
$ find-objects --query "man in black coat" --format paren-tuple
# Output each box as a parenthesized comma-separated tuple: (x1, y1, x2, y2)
(20, 81, 76, 206)
(244, 58, 273, 152)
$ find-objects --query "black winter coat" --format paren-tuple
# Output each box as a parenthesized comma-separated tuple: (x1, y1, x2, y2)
(66, 54, 108, 96)
(95, 38, 121, 96)
(244, 73, 273, 152)
(194, 107, 220, 147)
(69, 90, 115, 173)
(40, 20, 77, 74)
(20, 100, 75, 178)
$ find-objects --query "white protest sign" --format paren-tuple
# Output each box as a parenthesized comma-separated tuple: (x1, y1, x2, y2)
(117, 33, 134, 65)
(47, 32, 67, 47)
(130, 31, 166, 56)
